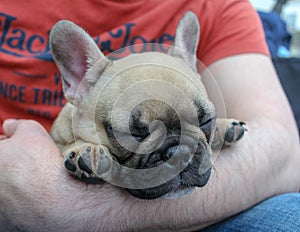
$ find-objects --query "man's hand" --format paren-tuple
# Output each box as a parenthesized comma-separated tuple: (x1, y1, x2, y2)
(0, 119, 130, 231)
(0, 119, 65, 231)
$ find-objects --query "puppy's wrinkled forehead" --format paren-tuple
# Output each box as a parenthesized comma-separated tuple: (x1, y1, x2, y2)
(130, 99, 180, 128)
(95, 52, 211, 121)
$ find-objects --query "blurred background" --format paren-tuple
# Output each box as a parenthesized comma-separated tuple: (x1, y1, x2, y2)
(250, 0, 300, 134)
(250, 0, 300, 57)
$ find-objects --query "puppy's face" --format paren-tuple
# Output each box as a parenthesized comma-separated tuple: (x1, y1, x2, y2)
(93, 53, 216, 199)
(50, 12, 216, 199)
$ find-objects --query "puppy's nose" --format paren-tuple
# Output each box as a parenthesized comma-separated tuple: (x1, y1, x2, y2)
(162, 145, 192, 169)
(160, 135, 197, 160)
(162, 145, 188, 160)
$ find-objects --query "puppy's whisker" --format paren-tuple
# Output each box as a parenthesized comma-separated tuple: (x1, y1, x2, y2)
(211, 164, 218, 177)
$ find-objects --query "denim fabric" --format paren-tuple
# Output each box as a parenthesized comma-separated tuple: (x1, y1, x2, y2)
(200, 193, 300, 232)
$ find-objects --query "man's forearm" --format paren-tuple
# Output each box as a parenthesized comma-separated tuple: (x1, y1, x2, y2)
(0, 118, 298, 232)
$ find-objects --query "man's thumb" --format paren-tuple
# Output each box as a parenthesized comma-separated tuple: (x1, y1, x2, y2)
(2, 119, 19, 137)
(3, 119, 47, 138)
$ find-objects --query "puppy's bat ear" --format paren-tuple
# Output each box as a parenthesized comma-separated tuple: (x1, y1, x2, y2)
(169, 11, 200, 72)
(50, 20, 111, 104)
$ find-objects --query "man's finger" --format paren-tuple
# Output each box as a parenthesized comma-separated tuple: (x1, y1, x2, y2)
(2, 119, 18, 137)
(0, 135, 7, 140)
(2, 119, 48, 138)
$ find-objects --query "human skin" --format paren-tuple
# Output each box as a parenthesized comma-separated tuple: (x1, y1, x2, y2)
(0, 54, 299, 231)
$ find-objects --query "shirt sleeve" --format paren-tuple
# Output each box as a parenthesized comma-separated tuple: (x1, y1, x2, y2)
(197, 0, 270, 68)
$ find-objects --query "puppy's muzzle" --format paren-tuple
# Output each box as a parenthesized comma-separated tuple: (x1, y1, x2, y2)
(126, 136, 212, 199)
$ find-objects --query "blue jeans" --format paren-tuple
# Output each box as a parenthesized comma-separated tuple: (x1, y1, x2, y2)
(201, 193, 300, 232)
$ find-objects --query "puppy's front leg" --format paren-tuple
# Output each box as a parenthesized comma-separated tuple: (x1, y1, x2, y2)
(212, 119, 247, 150)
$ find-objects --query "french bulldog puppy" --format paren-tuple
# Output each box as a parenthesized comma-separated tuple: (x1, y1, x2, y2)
(49, 12, 246, 199)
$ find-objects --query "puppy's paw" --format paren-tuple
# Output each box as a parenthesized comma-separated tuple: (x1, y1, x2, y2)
(212, 119, 247, 149)
(63, 144, 115, 183)
(223, 121, 247, 146)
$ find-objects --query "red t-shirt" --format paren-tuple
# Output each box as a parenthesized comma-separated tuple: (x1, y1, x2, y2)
(0, 0, 269, 133)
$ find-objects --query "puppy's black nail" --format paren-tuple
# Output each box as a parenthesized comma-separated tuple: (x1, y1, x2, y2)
(99, 148, 104, 155)
(86, 146, 92, 153)
(69, 151, 76, 159)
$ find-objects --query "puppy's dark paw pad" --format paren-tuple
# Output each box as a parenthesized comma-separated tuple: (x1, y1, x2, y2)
(64, 151, 77, 172)
(63, 144, 119, 182)
(63, 144, 97, 179)
(224, 121, 247, 146)
(94, 146, 118, 177)
(96, 147, 112, 171)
